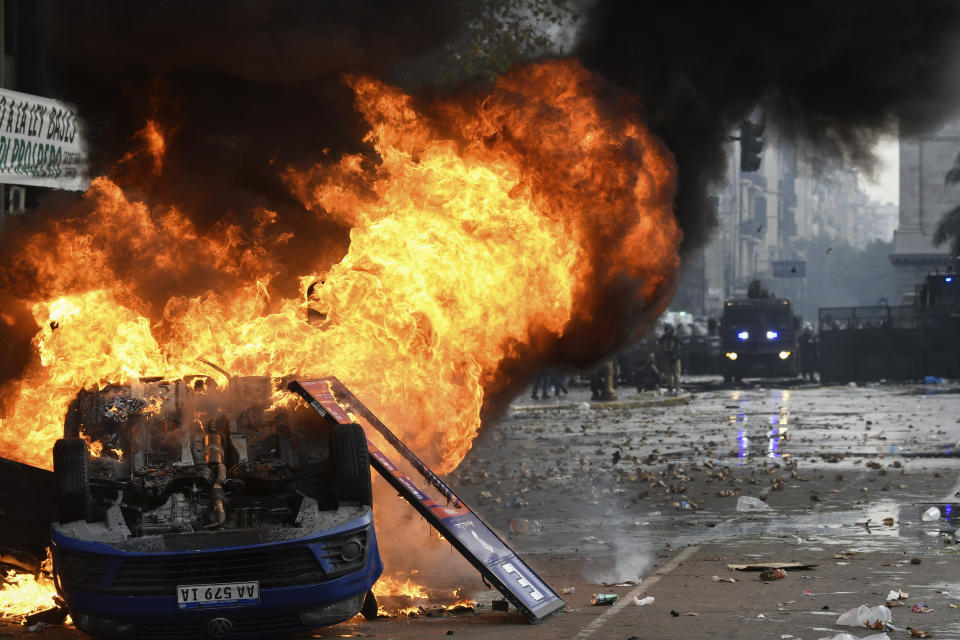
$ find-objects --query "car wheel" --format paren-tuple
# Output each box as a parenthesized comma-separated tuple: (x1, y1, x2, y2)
(361, 590, 378, 620)
(333, 423, 372, 506)
(53, 438, 91, 523)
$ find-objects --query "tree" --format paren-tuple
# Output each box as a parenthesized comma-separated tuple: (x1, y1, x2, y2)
(935, 151, 960, 257)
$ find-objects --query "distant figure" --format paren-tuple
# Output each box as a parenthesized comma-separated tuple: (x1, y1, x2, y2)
(589, 369, 603, 400)
(531, 369, 568, 399)
(634, 353, 663, 392)
(589, 361, 616, 401)
(747, 279, 771, 299)
(531, 371, 550, 400)
(658, 323, 682, 392)
(552, 372, 569, 397)
(799, 326, 818, 381)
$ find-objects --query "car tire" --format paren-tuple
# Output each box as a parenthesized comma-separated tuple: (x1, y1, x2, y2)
(333, 423, 372, 506)
(53, 438, 91, 523)
(361, 590, 378, 620)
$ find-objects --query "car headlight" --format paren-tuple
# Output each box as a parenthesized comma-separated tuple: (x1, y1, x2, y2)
(340, 537, 364, 562)
(725, 352, 738, 360)
(778, 351, 791, 360)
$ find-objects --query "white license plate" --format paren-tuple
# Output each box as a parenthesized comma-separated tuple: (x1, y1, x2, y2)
(176, 581, 259, 610)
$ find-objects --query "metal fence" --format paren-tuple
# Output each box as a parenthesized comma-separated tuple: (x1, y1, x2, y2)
(818, 305, 960, 382)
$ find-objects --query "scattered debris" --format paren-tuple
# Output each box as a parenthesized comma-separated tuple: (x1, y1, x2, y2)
(921, 507, 941, 521)
(836, 604, 892, 631)
(634, 596, 654, 606)
(736, 496, 772, 512)
(561, 586, 576, 595)
(712, 575, 737, 583)
(509, 519, 530, 534)
(907, 629, 932, 638)
(22, 598, 68, 627)
(445, 602, 475, 614)
(591, 593, 618, 605)
(759, 568, 787, 581)
(911, 603, 933, 614)
(886, 589, 909, 606)
(727, 562, 817, 572)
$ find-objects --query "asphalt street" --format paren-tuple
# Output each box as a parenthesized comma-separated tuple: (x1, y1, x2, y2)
(4, 377, 959, 639)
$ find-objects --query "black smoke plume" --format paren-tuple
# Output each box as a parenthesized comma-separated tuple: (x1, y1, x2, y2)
(575, 0, 960, 249)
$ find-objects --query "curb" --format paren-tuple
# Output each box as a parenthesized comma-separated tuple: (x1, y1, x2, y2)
(511, 392, 693, 413)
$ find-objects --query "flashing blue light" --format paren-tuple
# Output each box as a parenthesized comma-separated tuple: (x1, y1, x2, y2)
(766, 330, 779, 340)
(946, 276, 953, 283)
(737, 331, 749, 341)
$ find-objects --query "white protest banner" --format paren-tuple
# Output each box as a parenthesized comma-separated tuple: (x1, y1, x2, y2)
(0, 87, 87, 191)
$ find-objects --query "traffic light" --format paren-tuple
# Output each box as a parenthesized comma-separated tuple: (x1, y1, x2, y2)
(740, 120, 764, 172)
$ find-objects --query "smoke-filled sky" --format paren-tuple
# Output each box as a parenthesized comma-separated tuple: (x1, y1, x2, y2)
(574, 0, 960, 247)
(858, 138, 899, 206)
(25, 0, 960, 248)
(2, 0, 960, 401)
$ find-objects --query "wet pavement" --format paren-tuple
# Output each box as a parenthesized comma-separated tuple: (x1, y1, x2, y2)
(4, 378, 960, 639)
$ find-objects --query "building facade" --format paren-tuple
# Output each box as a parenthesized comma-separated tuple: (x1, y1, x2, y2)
(889, 119, 957, 301)
(677, 125, 892, 318)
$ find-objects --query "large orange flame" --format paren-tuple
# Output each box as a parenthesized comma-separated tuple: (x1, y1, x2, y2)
(0, 552, 57, 623)
(0, 59, 679, 474)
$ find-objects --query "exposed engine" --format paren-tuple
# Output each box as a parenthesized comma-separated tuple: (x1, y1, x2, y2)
(62, 375, 342, 537)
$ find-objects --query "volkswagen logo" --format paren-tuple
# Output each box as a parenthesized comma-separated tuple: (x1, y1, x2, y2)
(206, 617, 233, 638)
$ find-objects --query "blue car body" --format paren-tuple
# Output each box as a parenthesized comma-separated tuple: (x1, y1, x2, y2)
(50, 376, 382, 639)
(51, 503, 382, 638)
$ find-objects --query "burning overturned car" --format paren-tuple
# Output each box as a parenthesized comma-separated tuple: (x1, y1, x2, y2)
(49, 374, 382, 638)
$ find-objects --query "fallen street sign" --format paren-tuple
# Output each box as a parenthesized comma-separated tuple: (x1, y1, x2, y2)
(288, 377, 566, 623)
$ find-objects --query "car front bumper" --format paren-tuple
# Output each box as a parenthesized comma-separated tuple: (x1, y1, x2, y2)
(52, 508, 382, 639)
